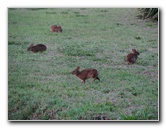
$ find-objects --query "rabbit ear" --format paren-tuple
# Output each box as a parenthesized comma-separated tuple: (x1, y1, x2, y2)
(132, 49, 136, 52)
(27, 44, 33, 51)
(77, 66, 80, 70)
(28, 44, 33, 48)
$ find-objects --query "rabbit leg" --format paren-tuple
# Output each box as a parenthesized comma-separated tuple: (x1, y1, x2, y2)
(94, 77, 100, 82)
(126, 61, 130, 65)
(96, 77, 100, 82)
(81, 80, 85, 84)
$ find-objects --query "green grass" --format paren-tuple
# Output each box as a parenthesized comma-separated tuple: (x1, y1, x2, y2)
(8, 8, 158, 120)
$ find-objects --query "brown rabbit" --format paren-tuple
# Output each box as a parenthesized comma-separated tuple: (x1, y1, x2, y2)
(27, 44, 47, 53)
(71, 66, 100, 84)
(50, 25, 62, 32)
(126, 49, 140, 64)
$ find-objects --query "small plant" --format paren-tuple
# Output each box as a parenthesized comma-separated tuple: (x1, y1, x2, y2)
(134, 36, 141, 40)
(146, 22, 153, 26)
(120, 115, 137, 120)
(137, 8, 158, 21)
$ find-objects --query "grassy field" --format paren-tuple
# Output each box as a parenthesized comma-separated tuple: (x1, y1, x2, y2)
(8, 8, 158, 120)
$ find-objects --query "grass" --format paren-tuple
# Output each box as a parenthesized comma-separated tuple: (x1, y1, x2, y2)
(8, 8, 158, 120)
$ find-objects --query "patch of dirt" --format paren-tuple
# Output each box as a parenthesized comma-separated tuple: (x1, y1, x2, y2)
(139, 70, 158, 81)
(79, 113, 111, 120)
(121, 105, 145, 116)
(30, 108, 62, 120)
(148, 47, 158, 53)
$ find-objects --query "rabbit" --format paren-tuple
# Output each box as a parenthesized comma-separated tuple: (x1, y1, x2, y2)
(71, 66, 100, 84)
(126, 49, 140, 64)
(27, 44, 47, 53)
(50, 25, 62, 32)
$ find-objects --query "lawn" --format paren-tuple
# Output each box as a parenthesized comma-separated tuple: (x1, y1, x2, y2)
(8, 8, 158, 120)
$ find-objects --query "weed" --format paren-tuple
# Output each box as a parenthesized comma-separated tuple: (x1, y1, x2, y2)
(146, 22, 153, 26)
(134, 36, 141, 40)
